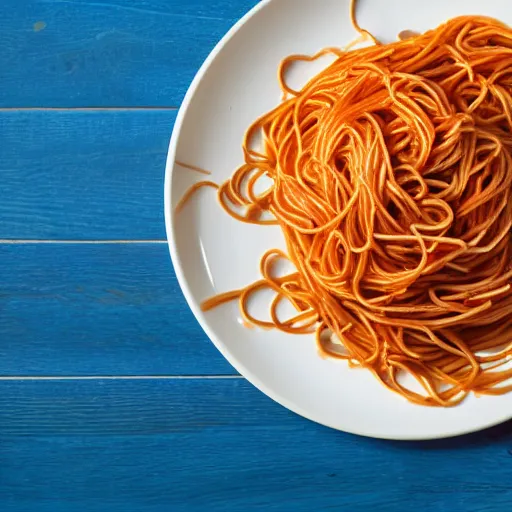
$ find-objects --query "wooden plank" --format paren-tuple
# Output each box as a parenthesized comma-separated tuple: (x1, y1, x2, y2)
(0, 110, 174, 240)
(0, 0, 259, 107)
(1, 378, 511, 512)
(0, 243, 235, 376)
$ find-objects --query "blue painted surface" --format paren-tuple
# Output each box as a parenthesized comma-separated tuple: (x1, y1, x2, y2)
(1, 1, 511, 511)
(1, 380, 512, 512)
(0, 0, 258, 107)
(0, 244, 235, 376)
(0, 110, 175, 239)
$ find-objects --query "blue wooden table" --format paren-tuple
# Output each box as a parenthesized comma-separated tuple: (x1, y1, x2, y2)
(1, 1, 511, 510)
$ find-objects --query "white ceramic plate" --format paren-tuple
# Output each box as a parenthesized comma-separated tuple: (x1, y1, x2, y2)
(165, 0, 512, 440)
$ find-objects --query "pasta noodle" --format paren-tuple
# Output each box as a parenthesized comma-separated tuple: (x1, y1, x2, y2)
(176, 1, 512, 406)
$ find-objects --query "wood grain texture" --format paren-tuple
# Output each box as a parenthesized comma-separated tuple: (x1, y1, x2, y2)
(0, 110, 174, 239)
(0, 243, 235, 376)
(3, 1, 511, 510)
(0, 0, 259, 107)
(1, 378, 512, 512)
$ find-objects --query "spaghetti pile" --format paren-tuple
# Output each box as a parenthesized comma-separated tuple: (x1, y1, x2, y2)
(178, 10, 512, 406)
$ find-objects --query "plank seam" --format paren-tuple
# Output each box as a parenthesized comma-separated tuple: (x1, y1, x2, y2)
(37, 0, 238, 24)
(0, 375, 243, 380)
(0, 240, 167, 244)
(0, 107, 179, 112)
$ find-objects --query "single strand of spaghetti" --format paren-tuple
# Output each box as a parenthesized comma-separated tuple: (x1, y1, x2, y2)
(175, 160, 212, 175)
(349, 0, 379, 45)
(278, 48, 345, 97)
(201, 289, 243, 312)
(175, 181, 219, 214)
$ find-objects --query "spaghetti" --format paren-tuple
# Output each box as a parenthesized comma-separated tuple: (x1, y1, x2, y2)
(176, 3, 512, 406)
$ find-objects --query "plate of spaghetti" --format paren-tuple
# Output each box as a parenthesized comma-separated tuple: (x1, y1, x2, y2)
(165, 0, 512, 439)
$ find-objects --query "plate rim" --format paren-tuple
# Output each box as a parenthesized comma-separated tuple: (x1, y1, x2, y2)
(164, 0, 512, 440)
